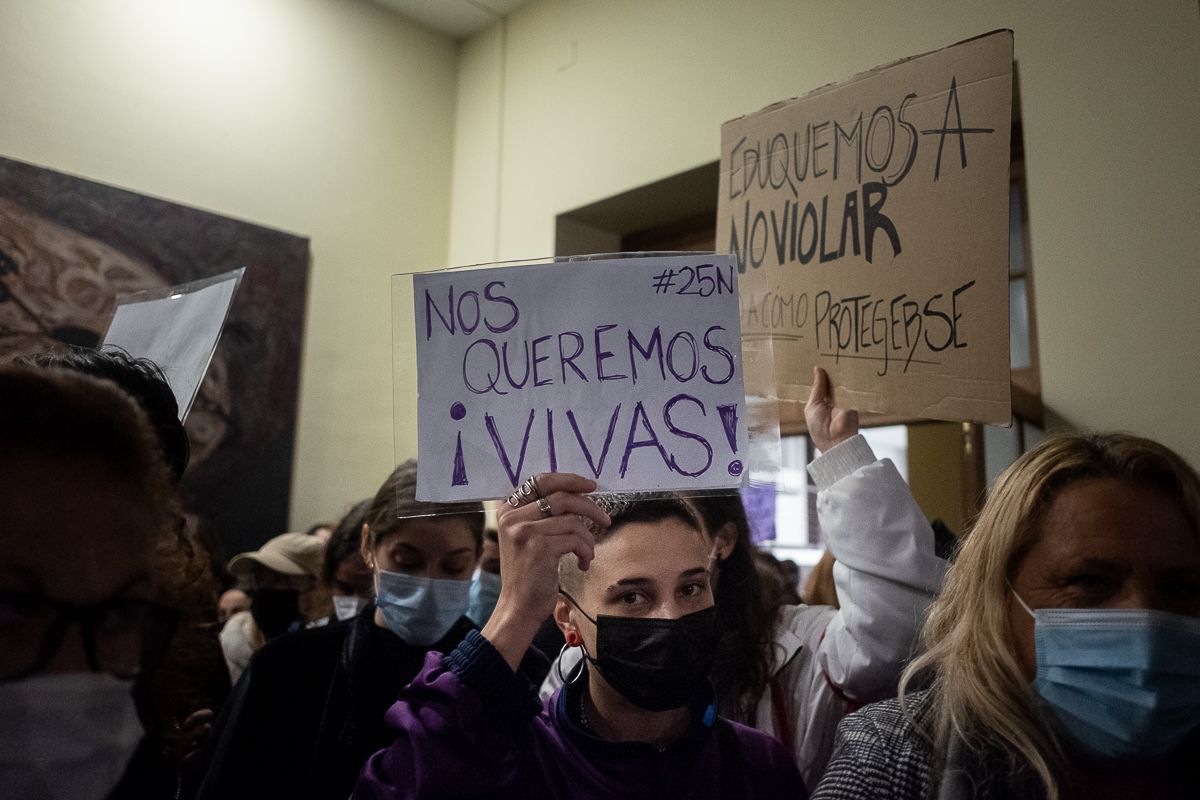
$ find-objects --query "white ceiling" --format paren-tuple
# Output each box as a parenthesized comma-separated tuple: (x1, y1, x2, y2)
(374, 0, 531, 40)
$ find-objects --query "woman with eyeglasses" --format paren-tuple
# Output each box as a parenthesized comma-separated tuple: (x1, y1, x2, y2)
(0, 366, 179, 800)
(22, 346, 233, 799)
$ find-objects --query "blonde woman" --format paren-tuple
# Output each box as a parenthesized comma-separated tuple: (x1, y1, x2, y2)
(812, 433, 1200, 800)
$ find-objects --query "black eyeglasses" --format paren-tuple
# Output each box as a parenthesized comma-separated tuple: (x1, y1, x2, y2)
(0, 592, 178, 682)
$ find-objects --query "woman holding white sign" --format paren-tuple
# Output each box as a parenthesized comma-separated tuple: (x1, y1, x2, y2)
(539, 366, 947, 789)
(355, 477, 804, 798)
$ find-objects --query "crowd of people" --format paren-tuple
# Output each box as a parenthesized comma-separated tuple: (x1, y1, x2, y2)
(1, 349, 1197, 800)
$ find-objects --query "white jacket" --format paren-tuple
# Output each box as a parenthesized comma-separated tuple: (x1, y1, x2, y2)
(540, 435, 946, 789)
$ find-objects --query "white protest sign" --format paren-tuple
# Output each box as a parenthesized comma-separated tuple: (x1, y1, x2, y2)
(413, 255, 750, 502)
(102, 267, 244, 420)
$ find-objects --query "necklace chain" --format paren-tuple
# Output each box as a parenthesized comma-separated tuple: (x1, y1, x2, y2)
(581, 693, 668, 752)
(579, 693, 590, 730)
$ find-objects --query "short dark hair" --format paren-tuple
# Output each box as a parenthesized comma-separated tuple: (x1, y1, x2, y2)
(20, 346, 190, 481)
(557, 493, 703, 595)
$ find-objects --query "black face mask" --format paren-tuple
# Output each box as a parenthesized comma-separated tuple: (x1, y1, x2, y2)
(561, 591, 720, 712)
(250, 589, 300, 640)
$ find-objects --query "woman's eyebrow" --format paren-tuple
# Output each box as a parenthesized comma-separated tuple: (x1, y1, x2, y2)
(608, 577, 653, 590)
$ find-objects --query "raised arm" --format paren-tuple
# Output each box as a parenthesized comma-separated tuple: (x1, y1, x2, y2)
(482, 473, 606, 669)
(804, 367, 946, 701)
(355, 474, 608, 800)
(779, 369, 946, 787)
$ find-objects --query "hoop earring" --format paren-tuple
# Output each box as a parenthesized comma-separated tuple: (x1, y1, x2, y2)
(556, 642, 586, 686)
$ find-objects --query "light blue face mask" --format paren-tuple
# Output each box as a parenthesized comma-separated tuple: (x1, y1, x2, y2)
(375, 568, 471, 646)
(1013, 589, 1200, 761)
(466, 569, 502, 627)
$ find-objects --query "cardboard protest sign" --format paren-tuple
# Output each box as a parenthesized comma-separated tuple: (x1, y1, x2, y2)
(717, 30, 1013, 425)
(102, 267, 244, 420)
(412, 255, 751, 502)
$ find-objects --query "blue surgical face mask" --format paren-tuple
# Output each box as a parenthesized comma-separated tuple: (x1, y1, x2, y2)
(466, 569, 502, 627)
(1012, 587, 1200, 761)
(374, 568, 471, 646)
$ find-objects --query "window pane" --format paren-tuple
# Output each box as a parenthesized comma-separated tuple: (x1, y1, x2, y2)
(769, 435, 810, 549)
(862, 426, 908, 482)
(769, 426, 908, 567)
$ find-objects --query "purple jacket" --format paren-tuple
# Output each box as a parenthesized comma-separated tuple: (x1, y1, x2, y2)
(355, 630, 806, 799)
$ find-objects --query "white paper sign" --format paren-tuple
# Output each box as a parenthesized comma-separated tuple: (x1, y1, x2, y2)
(102, 267, 244, 420)
(414, 255, 749, 502)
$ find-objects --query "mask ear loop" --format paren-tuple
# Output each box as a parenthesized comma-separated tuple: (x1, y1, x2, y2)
(558, 589, 598, 625)
(1006, 579, 1036, 619)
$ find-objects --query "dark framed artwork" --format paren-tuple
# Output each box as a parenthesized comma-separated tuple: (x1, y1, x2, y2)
(0, 155, 309, 560)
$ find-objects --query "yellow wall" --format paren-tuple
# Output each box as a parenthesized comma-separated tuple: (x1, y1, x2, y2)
(0, 0, 459, 528)
(907, 423, 967, 533)
(4, 0, 1197, 528)
(446, 0, 1200, 469)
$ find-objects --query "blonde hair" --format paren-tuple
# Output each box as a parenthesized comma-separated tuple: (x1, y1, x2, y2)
(899, 432, 1200, 798)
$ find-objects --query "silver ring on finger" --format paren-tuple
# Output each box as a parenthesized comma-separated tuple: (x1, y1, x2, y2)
(514, 476, 539, 504)
(505, 491, 523, 508)
(536, 496, 553, 518)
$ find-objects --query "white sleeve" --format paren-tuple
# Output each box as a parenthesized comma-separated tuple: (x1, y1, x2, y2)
(807, 434, 946, 703)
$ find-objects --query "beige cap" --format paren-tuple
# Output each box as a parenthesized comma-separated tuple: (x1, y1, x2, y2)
(227, 532, 324, 579)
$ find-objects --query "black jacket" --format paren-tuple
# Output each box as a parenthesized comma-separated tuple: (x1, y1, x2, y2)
(196, 608, 546, 800)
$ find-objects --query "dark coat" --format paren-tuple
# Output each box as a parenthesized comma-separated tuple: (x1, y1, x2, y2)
(196, 609, 546, 800)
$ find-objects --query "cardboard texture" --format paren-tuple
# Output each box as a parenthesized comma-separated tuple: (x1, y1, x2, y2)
(412, 254, 750, 502)
(717, 30, 1014, 426)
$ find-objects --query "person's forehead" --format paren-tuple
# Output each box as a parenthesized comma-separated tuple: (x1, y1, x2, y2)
(1032, 478, 1198, 566)
(386, 516, 476, 551)
(0, 453, 155, 599)
(586, 518, 708, 582)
